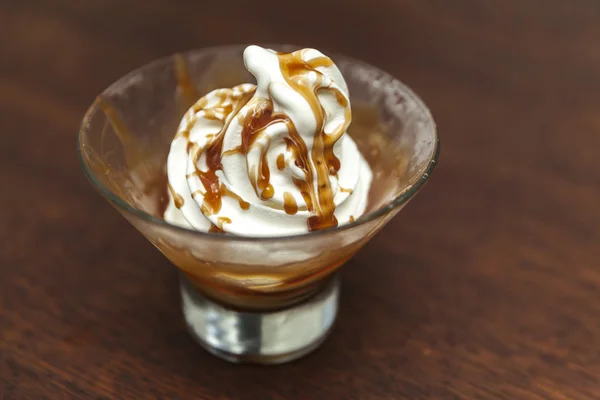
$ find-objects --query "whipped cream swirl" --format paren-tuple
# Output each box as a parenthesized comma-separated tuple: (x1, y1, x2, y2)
(164, 45, 373, 236)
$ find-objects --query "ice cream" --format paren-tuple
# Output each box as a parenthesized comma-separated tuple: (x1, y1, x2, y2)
(164, 45, 373, 236)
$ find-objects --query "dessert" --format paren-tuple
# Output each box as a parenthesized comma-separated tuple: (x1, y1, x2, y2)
(164, 45, 373, 236)
(79, 43, 438, 364)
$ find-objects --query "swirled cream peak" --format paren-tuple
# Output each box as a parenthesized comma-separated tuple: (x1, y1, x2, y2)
(164, 45, 373, 236)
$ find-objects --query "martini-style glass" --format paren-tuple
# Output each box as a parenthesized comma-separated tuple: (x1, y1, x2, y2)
(77, 44, 439, 364)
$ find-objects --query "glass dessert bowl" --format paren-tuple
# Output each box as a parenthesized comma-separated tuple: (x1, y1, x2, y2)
(77, 44, 439, 364)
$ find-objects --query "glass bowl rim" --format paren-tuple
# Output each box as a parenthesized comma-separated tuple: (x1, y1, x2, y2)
(76, 43, 440, 243)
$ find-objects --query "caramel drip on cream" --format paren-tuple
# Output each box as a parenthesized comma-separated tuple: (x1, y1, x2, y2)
(216, 216, 232, 230)
(208, 224, 224, 233)
(276, 153, 286, 170)
(168, 183, 184, 208)
(283, 192, 298, 215)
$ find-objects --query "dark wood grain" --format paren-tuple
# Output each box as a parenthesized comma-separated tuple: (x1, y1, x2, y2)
(2, 0, 600, 398)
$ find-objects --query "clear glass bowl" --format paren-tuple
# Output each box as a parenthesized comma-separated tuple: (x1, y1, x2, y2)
(77, 44, 439, 364)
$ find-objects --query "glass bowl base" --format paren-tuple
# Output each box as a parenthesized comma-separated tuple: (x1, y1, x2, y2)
(180, 274, 339, 364)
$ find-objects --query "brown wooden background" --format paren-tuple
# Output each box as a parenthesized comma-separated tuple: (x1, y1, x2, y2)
(2, 0, 600, 398)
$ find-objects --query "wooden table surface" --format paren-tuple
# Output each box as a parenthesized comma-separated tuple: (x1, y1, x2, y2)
(2, 0, 600, 398)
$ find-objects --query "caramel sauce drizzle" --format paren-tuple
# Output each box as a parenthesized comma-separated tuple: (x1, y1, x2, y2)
(168, 183, 184, 208)
(223, 100, 281, 200)
(168, 49, 351, 233)
(276, 153, 285, 170)
(208, 224, 224, 233)
(189, 174, 250, 213)
(283, 192, 298, 215)
(178, 87, 256, 216)
(217, 216, 232, 230)
(207, 216, 231, 233)
(257, 142, 274, 200)
(277, 50, 351, 231)
(223, 186, 250, 210)
(307, 56, 334, 69)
